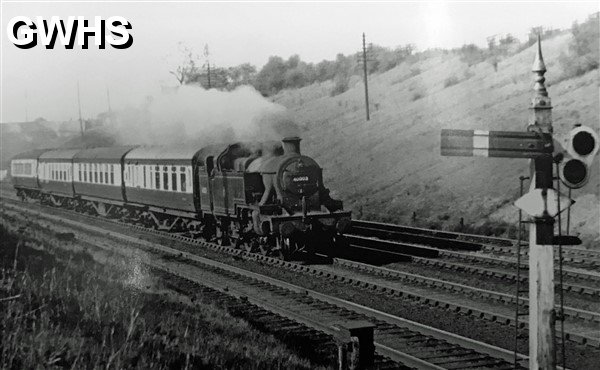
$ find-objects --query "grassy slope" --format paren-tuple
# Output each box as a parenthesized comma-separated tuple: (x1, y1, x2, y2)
(273, 34, 599, 244)
(0, 222, 319, 369)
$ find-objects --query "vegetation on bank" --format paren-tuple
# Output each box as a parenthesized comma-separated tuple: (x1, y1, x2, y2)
(0, 223, 316, 369)
(167, 14, 597, 96)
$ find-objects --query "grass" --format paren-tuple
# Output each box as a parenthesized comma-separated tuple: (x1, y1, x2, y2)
(0, 222, 318, 369)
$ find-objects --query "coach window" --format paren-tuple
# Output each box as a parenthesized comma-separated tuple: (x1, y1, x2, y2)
(141, 165, 146, 188)
(104, 164, 109, 185)
(180, 167, 186, 192)
(93, 164, 97, 183)
(163, 166, 168, 190)
(171, 166, 177, 192)
(99, 164, 104, 184)
(154, 166, 160, 190)
(110, 165, 114, 185)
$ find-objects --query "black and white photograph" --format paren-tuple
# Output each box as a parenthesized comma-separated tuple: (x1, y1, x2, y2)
(1, 1, 599, 369)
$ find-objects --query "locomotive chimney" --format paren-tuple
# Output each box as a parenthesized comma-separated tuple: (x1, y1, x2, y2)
(282, 136, 301, 155)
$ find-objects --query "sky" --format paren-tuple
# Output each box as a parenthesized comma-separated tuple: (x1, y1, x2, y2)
(1, 0, 598, 123)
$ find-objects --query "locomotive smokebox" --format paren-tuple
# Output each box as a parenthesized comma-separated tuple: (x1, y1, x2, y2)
(282, 137, 301, 155)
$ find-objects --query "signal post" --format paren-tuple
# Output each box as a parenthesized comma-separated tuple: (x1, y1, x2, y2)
(440, 36, 597, 369)
(525, 37, 556, 369)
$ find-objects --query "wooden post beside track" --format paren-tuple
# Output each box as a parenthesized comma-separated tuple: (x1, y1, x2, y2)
(526, 36, 556, 370)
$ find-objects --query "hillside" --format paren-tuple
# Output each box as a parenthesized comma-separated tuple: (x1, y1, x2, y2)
(272, 33, 600, 244)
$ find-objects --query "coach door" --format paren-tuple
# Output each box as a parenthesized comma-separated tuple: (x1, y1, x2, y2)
(198, 156, 214, 213)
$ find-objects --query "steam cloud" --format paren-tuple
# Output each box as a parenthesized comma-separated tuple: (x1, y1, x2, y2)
(108, 85, 300, 146)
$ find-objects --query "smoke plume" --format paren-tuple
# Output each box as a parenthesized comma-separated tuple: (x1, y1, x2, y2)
(109, 85, 300, 146)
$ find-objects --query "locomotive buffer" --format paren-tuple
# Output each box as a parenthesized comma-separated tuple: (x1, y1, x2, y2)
(440, 37, 589, 370)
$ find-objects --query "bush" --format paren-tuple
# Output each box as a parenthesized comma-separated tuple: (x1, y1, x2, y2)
(409, 81, 426, 101)
(558, 13, 599, 80)
(444, 75, 460, 88)
(330, 73, 350, 96)
(458, 44, 487, 66)
(411, 91, 424, 101)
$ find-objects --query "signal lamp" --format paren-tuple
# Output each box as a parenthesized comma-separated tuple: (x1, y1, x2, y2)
(559, 126, 598, 189)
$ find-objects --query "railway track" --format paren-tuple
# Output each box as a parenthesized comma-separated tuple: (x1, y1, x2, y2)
(1, 199, 529, 369)
(345, 235, 600, 298)
(3, 195, 600, 352)
(350, 220, 600, 269)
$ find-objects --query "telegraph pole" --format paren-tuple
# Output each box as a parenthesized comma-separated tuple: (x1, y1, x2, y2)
(207, 61, 212, 89)
(25, 90, 29, 122)
(106, 87, 112, 114)
(204, 44, 212, 89)
(77, 81, 84, 141)
(362, 33, 370, 121)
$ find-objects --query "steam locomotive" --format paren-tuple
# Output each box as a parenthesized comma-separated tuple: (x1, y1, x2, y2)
(10, 137, 351, 259)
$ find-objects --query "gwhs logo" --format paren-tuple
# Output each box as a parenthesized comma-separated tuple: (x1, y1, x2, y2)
(7, 16, 133, 49)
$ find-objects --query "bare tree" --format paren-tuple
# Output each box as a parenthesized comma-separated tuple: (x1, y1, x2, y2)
(168, 42, 201, 85)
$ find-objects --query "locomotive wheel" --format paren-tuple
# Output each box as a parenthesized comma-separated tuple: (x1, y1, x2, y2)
(245, 240, 259, 253)
(280, 237, 295, 261)
(258, 236, 275, 256)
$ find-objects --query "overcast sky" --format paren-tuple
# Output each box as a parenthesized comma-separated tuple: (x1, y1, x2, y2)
(1, 1, 598, 123)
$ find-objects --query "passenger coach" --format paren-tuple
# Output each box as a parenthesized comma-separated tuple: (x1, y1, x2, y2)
(38, 149, 80, 206)
(73, 146, 135, 216)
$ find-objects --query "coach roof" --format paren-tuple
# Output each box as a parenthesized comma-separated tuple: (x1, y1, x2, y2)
(73, 146, 137, 163)
(11, 149, 51, 161)
(125, 145, 202, 162)
(39, 149, 81, 161)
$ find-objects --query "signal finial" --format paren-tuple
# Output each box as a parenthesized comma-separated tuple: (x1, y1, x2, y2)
(528, 34, 552, 133)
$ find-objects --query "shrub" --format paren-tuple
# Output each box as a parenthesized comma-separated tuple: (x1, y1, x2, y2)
(411, 91, 424, 101)
(463, 68, 475, 80)
(409, 81, 426, 101)
(458, 44, 486, 66)
(330, 73, 350, 96)
(444, 75, 460, 88)
(558, 13, 599, 80)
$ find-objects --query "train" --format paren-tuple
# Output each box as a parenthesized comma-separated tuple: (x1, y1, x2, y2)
(9, 137, 351, 259)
